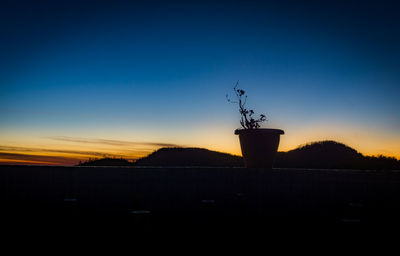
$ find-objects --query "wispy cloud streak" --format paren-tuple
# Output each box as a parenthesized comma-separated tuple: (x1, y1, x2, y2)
(0, 152, 80, 165)
(0, 136, 181, 165)
(46, 136, 180, 148)
(0, 145, 122, 158)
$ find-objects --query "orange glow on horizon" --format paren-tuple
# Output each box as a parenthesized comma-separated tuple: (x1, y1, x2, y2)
(1, 145, 399, 166)
(1, 123, 399, 165)
(2, 141, 398, 166)
(0, 158, 58, 165)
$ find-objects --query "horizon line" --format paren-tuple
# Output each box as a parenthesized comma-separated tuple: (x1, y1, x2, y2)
(1, 140, 399, 166)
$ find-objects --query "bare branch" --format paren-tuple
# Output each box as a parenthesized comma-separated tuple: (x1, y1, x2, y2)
(227, 82, 267, 129)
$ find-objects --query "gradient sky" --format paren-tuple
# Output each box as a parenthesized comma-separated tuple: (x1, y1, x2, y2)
(1, 0, 399, 165)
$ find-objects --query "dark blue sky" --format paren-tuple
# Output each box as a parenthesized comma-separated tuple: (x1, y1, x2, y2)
(1, 0, 399, 162)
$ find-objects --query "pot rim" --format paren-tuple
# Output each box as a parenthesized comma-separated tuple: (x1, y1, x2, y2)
(234, 128, 285, 135)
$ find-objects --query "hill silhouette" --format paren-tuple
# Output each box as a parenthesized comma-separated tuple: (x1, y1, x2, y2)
(78, 157, 134, 166)
(77, 141, 400, 170)
(274, 140, 364, 169)
(134, 147, 243, 167)
(274, 140, 400, 170)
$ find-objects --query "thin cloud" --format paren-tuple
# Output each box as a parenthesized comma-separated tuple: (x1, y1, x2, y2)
(46, 136, 180, 148)
(0, 145, 122, 158)
(0, 152, 79, 165)
(0, 143, 166, 165)
(0, 137, 181, 165)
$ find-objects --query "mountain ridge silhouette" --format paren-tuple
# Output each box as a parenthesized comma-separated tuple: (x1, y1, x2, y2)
(134, 147, 243, 167)
(78, 157, 134, 166)
(77, 140, 400, 170)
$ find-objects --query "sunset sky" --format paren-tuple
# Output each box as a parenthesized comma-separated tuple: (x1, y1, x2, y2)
(1, 0, 399, 165)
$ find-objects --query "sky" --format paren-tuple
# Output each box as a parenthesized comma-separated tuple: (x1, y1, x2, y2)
(1, 0, 399, 165)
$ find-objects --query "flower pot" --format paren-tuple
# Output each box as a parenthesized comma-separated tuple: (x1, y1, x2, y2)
(235, 128, 284, 168)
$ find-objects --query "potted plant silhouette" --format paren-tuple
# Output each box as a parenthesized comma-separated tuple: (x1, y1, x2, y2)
(227, 82, 284, 168)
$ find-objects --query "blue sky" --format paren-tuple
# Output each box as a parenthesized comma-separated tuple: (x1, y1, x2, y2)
(1, 0, 399, 164)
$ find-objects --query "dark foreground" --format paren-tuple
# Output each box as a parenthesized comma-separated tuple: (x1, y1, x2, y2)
(1, 165, 400, 237)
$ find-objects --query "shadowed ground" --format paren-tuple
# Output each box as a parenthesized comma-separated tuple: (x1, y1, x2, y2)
(1, 166, 400, 236)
